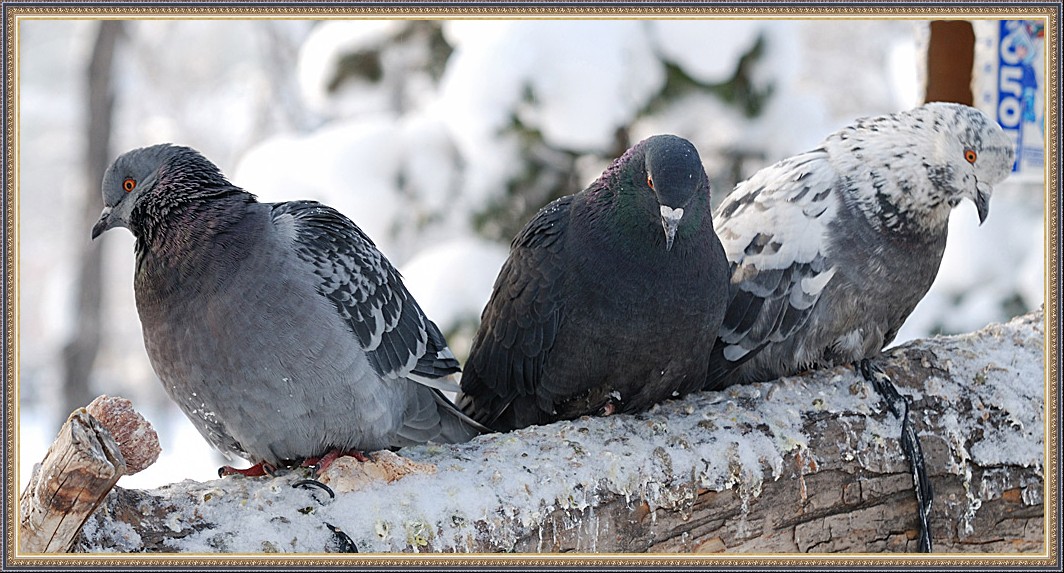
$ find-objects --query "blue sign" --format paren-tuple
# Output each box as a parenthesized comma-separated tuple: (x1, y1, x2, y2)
(997, 20, 1044, 173)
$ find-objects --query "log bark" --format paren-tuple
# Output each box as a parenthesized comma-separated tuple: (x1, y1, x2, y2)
(19, 396, 160, 554)
(58, 310, 1044, 555)
(19, 411, 127, 553)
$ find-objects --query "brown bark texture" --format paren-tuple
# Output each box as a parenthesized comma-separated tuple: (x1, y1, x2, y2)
(18, 411, 126, 553)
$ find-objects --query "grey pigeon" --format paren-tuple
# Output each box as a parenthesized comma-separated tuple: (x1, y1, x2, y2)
(704, 102, 1014, 551)
(458, 134, 730, 432)
(705, 102, 1014, 390)
(92, 144, 484, 475)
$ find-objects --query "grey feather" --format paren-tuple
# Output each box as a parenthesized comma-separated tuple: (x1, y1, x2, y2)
(93, 144, 484, 466)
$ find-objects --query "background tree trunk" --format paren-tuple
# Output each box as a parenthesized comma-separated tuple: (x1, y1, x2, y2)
(61, 21, 123, 417)
(22, 310, 1044, 556)
(925, 20, 975, 105)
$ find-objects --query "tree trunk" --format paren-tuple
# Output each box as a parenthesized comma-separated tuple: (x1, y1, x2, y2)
(925, 20, 975, 105)
(29, 310, 1044, 555)
(19, 396, 158, 554)
(61, 20, 122, 417)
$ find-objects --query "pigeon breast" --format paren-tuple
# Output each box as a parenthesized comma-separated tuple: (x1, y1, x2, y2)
(459, 134, 730, 431)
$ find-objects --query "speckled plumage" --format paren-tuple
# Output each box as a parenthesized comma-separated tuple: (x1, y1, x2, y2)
(458, 135, 730, 431)
(92, 144, 482, 467)
(705, 102, 1015, 390)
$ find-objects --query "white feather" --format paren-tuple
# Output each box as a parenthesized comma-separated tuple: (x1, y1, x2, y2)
(716, 150, 839, 273)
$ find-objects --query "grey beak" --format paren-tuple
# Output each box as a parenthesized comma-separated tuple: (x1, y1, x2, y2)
(974, 187, 990, 224)
(660, 205, 684, 251)
(91, 207, 113, 240)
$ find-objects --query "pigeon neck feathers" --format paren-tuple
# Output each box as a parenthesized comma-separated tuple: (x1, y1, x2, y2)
(129, 151, 255, 271)
(823, 103, 1012, 236)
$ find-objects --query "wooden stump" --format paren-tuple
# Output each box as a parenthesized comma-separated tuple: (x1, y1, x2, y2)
(19, 410, 126, 553)
(19, 396, 160, 553)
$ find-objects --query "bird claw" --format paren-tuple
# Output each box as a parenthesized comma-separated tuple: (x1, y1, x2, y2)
(858, 360, 904, 417)
(858, 358, 934, 553)
(218, 461, 277, 478)
(292, 478, 336, 504)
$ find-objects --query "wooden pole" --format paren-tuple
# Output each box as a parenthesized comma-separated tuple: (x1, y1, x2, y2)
(925, 21, 975, 105)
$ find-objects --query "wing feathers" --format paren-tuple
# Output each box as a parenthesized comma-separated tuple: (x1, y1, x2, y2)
(271, 201, 461, 388)
(459, 196, 573, 426)
(707, 151, 840, 388)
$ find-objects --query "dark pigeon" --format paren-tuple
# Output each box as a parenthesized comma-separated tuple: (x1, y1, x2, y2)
(92, 144, 485, 475)
(457, 134, 730, 431)
(704, 102, 1015, 551)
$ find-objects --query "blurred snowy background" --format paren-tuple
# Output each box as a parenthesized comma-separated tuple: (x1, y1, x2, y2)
(17, 19, 1045, 491)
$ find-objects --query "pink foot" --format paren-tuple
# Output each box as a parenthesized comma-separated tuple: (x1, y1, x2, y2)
(218, 461, 274, 478)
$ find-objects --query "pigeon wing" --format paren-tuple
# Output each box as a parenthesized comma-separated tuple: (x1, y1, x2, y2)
(706, 150, 840, 389)
(459, 196, 571, 426)
(270, 201, 461, 391)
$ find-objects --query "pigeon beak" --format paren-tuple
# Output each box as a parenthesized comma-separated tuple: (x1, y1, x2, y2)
(973, 184, 991, 225)
(91, 206, 113, 240)
(660, 205, 684, 251)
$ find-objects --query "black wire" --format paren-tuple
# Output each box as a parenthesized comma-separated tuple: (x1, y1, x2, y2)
(860, 359, 934, 553)
(325, 522, 359, 553)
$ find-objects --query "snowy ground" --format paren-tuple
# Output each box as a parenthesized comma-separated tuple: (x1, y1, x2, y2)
(16, 18, 1046, 493)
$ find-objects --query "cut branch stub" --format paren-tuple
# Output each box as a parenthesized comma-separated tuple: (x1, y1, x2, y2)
(19, 410, 127, 553)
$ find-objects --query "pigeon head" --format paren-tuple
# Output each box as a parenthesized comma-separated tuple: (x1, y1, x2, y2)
(622, 134, 710, 251)
(91, 144, 233, 239)
(827, 103, 1014, 232)
(923, 102, 1015, 224)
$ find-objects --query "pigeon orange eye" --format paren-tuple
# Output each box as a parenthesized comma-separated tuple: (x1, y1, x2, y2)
(647, 176, 654, 189)
(123, 178, 136, 192)
(964, 149, 978, 164)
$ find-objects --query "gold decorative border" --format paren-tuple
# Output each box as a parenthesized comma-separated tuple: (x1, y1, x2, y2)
(3, 0, 1059, 568)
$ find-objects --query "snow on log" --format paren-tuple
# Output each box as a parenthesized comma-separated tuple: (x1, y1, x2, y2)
(69, 310, 1044, 554)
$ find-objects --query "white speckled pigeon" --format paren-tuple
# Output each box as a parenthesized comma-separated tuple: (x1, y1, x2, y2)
(457, 134, 730, 431)
(705, 102, 1014, 391)
(92, 144, 485, 476)
(704, 102, 1015, 552)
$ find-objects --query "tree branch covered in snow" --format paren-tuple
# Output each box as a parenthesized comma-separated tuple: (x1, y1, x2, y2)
(66, 310, 1043, 555)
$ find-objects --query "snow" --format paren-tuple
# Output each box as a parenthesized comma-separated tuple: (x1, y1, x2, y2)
(440, 20, 664, 154)
(297, 20, 406, 114)
(231, 112, 467, 263)
(650, 20, 762, 84)
(929, 315, 1044, 469)
(231, 118, 405, 254)
(75, 311, 1043, 553)
(399, 238, 508, 335)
